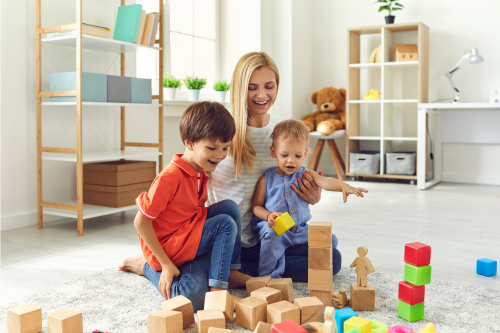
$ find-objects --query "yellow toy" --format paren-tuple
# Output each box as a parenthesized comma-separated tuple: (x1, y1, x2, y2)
(273, 212, 296, 236)
(363, 89, 381, 100)
(420, 323, 438, 333)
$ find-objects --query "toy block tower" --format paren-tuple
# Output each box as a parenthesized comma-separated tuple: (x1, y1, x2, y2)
(308, 222, 334, 307)
(398, 242, 431, 322)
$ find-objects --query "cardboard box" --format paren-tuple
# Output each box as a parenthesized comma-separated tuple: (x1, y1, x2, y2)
(131, 77, 152, 103)
(50, 72, 107, 102)
(83, 160, 156, 186)
(83, 181, 151, 207)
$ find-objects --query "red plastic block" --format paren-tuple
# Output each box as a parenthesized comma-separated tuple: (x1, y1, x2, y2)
(404, 242, 431, 267)
(272, 319, 307, 333)
(398, 281, 425, 305)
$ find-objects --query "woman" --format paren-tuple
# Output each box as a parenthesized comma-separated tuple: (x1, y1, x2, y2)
(207, 51, 341, 280)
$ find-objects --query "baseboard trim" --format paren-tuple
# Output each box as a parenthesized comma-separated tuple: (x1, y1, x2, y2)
(442, 173, 500, 186)
(1, 211, 65, 231)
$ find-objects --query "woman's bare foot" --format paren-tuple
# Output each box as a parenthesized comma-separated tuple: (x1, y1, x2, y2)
(118, 254, 147, 276)
(228, 270, 252, 289)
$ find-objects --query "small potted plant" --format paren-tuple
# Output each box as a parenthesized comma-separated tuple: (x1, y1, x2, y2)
(183, 76, 207, 102)
(213, 80, 230, 103)
(375, 0, 404, 24)
(163, 75, 181, 100)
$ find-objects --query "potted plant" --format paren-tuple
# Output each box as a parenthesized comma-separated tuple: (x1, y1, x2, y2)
(213, 80, 230, 103)
(183, 76, 207, 102)
(163, 75, 181, 100)
(375, 0, 404, 24)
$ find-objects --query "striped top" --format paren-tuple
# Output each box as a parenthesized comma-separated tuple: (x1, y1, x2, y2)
(207, 114, 281, 247)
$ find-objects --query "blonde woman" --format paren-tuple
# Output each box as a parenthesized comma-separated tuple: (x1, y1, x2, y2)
(207, 52, 341, 281)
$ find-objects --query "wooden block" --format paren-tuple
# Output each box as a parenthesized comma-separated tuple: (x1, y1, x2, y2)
(308, 268, 332, 291)
(148, 309, 183, 333)
(267, 278, 294, 302)
(204, 290, 234, 323)
(47, 308, 83, 333)
(301, 322, 324, 333)
(254, 321, 273, 333)
(161, 295, 195, 328)
(309, 247, 332, 270)
(7, 304, 42, 333)
(197, 310, 226, 333)
(235, 296, 268, 330)
(207, 328, 238, 333)
(350, 283, 375, 311)
(251, 287, 282, 305)
(246, 276, 272, 296)
(294, 297, 325, 324)
(267, 301, 300, 325)
(308, 222, 332, 248)
(309, 288, 334, 307)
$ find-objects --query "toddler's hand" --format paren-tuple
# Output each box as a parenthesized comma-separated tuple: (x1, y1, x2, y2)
(342, 185, 368, 203)
(267, 212, 282, 228)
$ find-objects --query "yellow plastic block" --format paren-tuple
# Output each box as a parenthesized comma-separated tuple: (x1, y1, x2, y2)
(344, 316, 371, 333)
(273, 212, 296, 236)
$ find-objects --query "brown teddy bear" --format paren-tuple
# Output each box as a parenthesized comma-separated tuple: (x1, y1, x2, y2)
(301, 87, 347, 136)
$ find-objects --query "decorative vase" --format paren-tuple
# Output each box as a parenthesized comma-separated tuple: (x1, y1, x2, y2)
(215, 91, 227, 103)
(163, 87, 176, 100)
(188, 89, 200, 102)
(385, 15, 395, 24)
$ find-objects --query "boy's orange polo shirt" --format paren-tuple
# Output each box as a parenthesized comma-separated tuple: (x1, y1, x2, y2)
(136, 154, 208, 271)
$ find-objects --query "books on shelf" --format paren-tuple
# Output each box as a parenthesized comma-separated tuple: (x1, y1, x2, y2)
(113, 4, 143, 43)
(135, 10, 147, 44)
(44, 23, 110, 39)
(140, 12, 159, 46)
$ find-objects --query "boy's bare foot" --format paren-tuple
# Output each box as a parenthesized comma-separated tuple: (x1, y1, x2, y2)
(228, 270, 253, 289)
(118, 254, 147, 276)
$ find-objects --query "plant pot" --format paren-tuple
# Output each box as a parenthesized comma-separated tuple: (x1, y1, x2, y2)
(214, 91, 227, 103)
(188, 89, 200, 102)
(385, 15, 395, 24)
(163, 87, 176, 100)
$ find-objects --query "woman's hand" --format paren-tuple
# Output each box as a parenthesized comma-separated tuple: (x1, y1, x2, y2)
(159, 263, 180, 300)
(341, 184, 368, 203)
(267, 212, 282, 228)
(291, 170, 324, 205)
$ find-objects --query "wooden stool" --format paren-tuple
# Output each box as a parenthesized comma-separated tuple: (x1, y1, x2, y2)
(307, 130, 346, 180)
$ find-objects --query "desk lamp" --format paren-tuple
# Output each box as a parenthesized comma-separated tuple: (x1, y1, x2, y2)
(445, 48, 484, 103)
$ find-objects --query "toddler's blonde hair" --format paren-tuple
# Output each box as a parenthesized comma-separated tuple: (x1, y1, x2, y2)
(271, 119, 310, 145)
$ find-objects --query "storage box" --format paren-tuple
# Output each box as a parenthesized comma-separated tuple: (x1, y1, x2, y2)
(131, 77, 152, 103)
(50, 72, 107, 102)
(349, 151, 380, 175)
(107, 75, 131, 103)
(83, 181, 151, 207)
(385, 152, 416, 175)
(83, 160, 156, 186)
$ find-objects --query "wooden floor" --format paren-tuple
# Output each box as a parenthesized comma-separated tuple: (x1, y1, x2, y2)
(1, 181, 499, 306)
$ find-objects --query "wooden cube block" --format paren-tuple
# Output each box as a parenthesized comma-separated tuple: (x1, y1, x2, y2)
(197, 310, 226, 333)
(254, 321, 273, 333)
(301, 322, 324, 333)
(267, 301, 300, 325)
(350, 283, 375, 311)
(246, 276, 272, 296)
(267, 278, 294, 302)
(251, 287, 282, 305)
(47, 308, 83, 333)
(294, 297, 325, 324)
(235, 296, 268, 330)
(308, 222, 332, 248)
(148, 309, 183, 333)
(161, 295, 194, 328)
(272, 319, 307, 333)
(308, 268, 332, 291)
(309, 287, 334, 307)
(207, 328, 238, 333)
(309, 247, 332, 270)
(7, 304, 42, 333)
(204, 290, 234, 323)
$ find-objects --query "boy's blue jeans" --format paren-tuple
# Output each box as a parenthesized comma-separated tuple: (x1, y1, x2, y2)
(143, 199, 241, 311)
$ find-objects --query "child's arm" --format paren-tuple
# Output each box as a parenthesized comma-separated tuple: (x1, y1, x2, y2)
(251, 175, 282, 227)
(304, 170, 368, 203)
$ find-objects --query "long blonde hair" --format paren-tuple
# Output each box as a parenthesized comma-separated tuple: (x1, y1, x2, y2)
(229, 51, 280, 180)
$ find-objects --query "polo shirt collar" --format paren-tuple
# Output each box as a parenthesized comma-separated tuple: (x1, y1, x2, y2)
(171, 154, 208, 177)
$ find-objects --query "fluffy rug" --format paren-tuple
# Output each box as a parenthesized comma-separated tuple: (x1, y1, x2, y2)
(1, 267, 499, 333)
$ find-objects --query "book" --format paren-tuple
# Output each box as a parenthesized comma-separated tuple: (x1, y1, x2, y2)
(148, 12, 160, 46)
(141, 13, 153, 45)
(44, 25, 109, 39)
(113, 4, 143, 43)
(135, 10, 147, 44)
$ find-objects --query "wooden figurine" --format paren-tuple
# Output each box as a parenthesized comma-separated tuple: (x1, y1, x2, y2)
(148, 309, 183, 333)
(322, 307, 336, 333)
(332, 291, 350, 309)
(47, 309, 83, 333)
(254, 321, 273, 333)
(350, 246, 375, 287)
(161, 295, 194, 328)
(235, 296, 268, 330)
(350, 283, 375, 311)
(309, 288, 334, 307)
(308, 222, 332, 248)
(308, 267, 333, 291)
(207, 328, 238, 333)
(309, 247, 332, 270)
(251, 287, 283, 305)
(294, 297, 325, 324)
(204, 290, 234, 323)
(197, 310, 226, 333)
(247, 276, 272, 296)
(267, 301, 300, 325)
(7, 304, 42, 333)
(301, 322, 324, 333)
(267, 278, 294, 302)
(271, 319, 307, 333)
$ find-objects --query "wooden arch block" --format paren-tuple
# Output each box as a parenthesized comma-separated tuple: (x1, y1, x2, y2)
(235, 296, 268, 330)
(161, 295, 194, 328)
(294, 297, 325, 324)
(251, 287, 282, 305)
(246, 276, 272, 297)
(267, 278, 294, 302)
(204, 290, 234, 323)
(7, 304, 42, 333)
(148, 309, 182, 333)
(267, 301, 300, 325)
(197, 310, 225, 333)
(48, 308, 83, 333)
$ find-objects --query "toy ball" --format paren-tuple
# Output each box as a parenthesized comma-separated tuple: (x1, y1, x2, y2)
(389, 326, 415, 333)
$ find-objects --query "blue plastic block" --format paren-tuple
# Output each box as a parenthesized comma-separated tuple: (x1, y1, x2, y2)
(335, 308, 358, 333)
(50, 72, 107, 102)
(131, 77, 152, 104)
(477, 258, 497, 277)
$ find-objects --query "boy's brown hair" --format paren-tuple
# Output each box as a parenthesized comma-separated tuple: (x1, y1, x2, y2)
(271, 119, 310, 145)
(179, 101, 236, 144)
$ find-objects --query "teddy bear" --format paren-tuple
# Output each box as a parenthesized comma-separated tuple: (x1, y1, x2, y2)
(300, 87, 347, 136)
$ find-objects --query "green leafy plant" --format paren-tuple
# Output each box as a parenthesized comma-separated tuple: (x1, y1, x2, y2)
(163, 75, 181, 89)
(376, 0, 404, 16)
(213, 80, 230, 92)
(183, 76, 207, 90)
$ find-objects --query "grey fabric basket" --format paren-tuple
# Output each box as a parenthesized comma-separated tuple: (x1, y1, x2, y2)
(107, 75, 131, 103)
(349, 151, 380, 175)
(385, 152, 416, 175)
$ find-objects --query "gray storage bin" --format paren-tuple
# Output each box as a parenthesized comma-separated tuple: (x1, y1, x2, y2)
(349, 151, 380, 175)
(385, 152, 416, 175)
(107, 75, 131, 103)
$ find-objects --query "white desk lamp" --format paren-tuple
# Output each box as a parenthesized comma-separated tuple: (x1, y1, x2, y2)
(445, 48, 484, 103)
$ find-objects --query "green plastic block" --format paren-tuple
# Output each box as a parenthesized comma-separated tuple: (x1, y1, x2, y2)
(398, 300, 424, 322)
(404, 263, 431, 286)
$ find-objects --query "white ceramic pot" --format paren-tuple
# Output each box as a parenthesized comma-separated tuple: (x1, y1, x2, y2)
(188, 89, 200, 102)
(214, 91, 227, 103)
(163, 87, 176, 100)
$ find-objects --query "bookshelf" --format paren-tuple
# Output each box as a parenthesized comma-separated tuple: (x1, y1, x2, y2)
(36, 0, 164, 236)
(346, 22, 429, 183)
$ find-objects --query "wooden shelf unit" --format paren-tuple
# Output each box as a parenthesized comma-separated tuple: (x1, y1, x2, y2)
(36, 0, 165, 235)
(346, 22, 429, 182)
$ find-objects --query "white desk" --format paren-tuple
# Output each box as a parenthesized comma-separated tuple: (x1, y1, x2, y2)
(417, 103, 500, 190)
